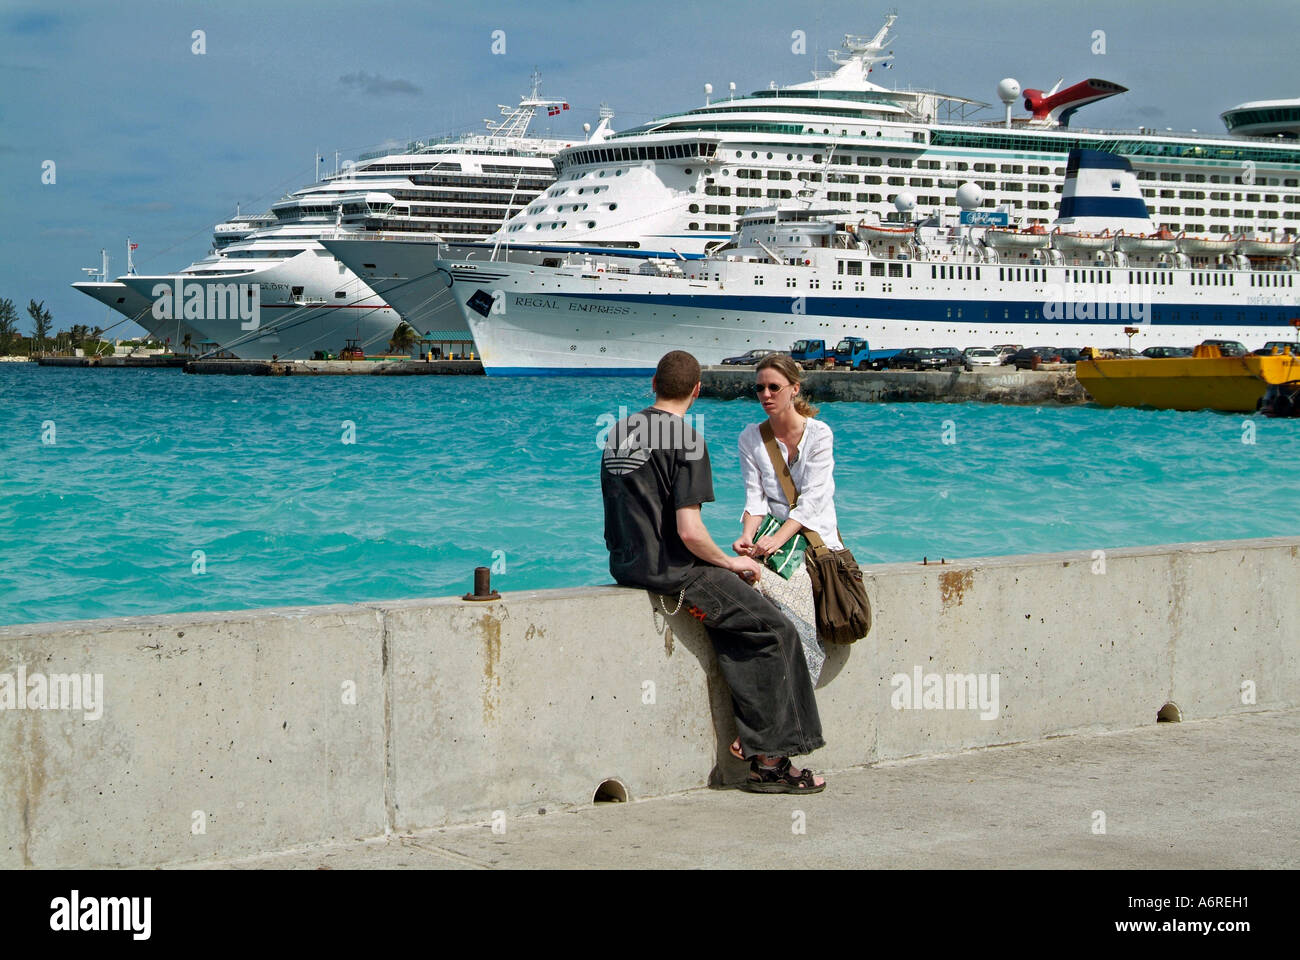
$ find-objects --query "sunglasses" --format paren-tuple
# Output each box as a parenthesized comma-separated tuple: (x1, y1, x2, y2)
(754, 383, 790, 395)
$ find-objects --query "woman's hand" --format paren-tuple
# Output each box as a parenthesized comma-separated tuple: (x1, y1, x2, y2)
(752, 534, 782, 559)
(732, 537, 754, 557)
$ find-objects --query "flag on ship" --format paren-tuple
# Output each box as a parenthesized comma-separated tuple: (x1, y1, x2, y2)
(130, 243, 139, 251)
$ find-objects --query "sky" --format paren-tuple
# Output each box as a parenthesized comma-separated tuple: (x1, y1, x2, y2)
(1, 0, 1297, 337)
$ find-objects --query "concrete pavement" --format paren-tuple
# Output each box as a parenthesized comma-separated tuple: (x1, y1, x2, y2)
(191, 708, 1300, 870)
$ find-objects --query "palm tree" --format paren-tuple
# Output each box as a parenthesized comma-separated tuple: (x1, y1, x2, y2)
(27, 300, 52, 355)
(0, 298, 18, 355)
(181, 333, 194, 355)
(387, 322, 418, 355)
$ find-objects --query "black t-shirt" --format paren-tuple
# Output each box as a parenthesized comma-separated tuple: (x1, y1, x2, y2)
(601, 406, 715, 593)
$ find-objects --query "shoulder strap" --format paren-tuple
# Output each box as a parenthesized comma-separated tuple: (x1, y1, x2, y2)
(758, 421, 827, 552)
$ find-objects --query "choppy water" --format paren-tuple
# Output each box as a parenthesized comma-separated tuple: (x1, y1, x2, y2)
(1, 363, 1297, 627)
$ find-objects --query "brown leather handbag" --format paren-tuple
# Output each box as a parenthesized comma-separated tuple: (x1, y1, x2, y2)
(759, 421, 871, 643)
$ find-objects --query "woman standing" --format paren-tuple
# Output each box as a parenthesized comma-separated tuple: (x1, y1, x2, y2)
(731, 353, 843, 693)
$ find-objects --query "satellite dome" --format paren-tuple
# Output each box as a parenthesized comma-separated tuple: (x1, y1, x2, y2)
(893, 192, 917, 213)
(997, 78, 1021, 105)
(956, 182, 983, 210)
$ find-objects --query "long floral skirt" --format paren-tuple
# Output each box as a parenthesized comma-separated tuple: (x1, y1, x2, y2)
(754, 561, 825, 685)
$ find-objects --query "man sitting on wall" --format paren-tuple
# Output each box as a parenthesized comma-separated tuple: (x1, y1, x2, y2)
(599, 350, 826, 793)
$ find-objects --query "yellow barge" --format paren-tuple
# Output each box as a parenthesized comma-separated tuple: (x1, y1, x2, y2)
(1076, 346, 1300, 413)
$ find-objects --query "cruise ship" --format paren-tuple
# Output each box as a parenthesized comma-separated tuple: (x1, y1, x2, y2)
(86, 78, 610, 360)
(421, 150, 1299, 374)
(322, 13, 1300, 334)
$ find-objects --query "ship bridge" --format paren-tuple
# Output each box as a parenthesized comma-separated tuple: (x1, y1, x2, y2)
(1221, 99, 1300, 139)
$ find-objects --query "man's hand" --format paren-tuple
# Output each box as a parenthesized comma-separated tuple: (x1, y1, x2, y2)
(678, 505, 760, 583)
(728, 555, 763, 584)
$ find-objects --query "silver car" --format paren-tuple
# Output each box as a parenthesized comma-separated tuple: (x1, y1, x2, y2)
(962, 347, 1003, 370)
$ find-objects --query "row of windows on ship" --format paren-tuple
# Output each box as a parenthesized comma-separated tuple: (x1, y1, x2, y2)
(355, 161, 550, 175)
(557, 151, 1299, 187)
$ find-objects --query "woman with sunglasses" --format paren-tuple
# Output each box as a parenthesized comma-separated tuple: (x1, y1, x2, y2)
(727, 353, 841, 779)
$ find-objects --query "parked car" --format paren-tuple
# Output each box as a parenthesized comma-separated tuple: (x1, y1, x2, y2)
(1199, 339, 1248, 357)
(884, 347, 943, 371)
(1056, 347, 1084, 364)
(1008, 346, 1059, 369)
(992, 343, 1022, 360)
(721, 348, 778, 365)
(1141, 346, 1193, 358)
(962, 347, 1002, 370)
(929, 346, 965, 369)
(1252, 341, 1300, 356)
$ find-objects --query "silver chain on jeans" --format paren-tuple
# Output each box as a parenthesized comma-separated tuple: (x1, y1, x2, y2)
(658, 587, 686, 616)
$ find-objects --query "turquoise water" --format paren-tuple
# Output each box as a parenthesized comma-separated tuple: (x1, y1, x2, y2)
(1, 363, 1297, 627)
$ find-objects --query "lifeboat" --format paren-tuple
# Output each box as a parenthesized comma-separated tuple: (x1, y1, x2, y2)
(1177, 232, 1237, 255)
(984, 223, 1051, 250)
(856, 220, 915, 242)
(1236, 235, 1297, 257)
(1051, 227, 1113, 252)
(1115, 226, 1177, 255)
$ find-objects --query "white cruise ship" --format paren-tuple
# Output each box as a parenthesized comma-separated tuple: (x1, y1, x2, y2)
(421, 150, 1299, 374)
(85, 78, 610, 360)
(322, 13, 1300, 333)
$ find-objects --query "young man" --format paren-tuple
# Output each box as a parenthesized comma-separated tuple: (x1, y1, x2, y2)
(600, 350, 826, 793)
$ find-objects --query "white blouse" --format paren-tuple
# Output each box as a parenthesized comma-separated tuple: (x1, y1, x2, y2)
(738, 418, 843, 550)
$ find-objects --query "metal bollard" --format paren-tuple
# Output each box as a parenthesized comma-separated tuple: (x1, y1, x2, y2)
(462, 566, 501, 601)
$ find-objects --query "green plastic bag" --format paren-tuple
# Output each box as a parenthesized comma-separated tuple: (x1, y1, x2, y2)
(753, 514, 808, 580)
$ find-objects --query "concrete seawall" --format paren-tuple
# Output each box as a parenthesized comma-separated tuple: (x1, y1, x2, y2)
(184, 359, 484, 376)
(2, 536, 1297, 868)
(700, 365, 1088, 404)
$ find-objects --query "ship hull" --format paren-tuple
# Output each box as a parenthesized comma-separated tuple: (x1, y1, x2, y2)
(438, 257, 1298, 375)
(120, 251, 400, 360)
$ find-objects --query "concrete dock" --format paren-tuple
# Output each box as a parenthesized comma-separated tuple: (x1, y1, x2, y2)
(2, 535, 1295, 869)
(200, 708, 1300, 870)
(701, 364, 1089, 405)
(36, 355, 189, 368)
(184, 358, 484, 376)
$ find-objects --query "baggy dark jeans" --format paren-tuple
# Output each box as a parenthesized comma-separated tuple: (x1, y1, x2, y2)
(676, 566, 825, 759)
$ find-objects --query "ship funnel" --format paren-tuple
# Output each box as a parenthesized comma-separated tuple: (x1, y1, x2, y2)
(1054, 149, 1155, 234)
(1022, 78, 1127, 128)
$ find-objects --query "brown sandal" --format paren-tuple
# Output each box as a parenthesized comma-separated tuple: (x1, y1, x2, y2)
(740, 757, 826, 794)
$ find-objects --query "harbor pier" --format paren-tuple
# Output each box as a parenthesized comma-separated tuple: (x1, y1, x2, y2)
(2, 536, 1296, 868)
(700, 365, 1089, 405)
(183, 358, 485, 376)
